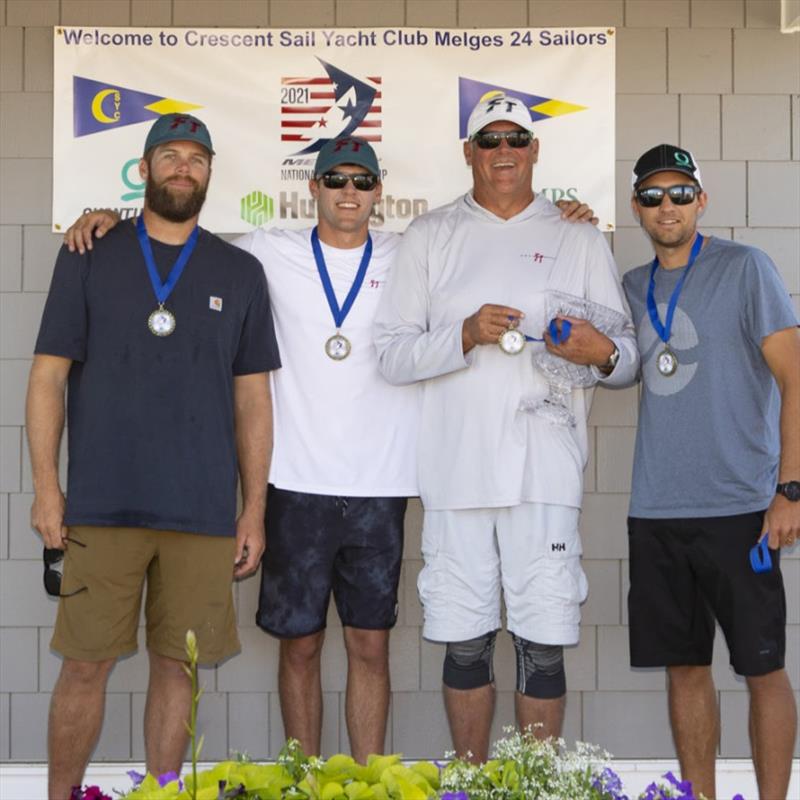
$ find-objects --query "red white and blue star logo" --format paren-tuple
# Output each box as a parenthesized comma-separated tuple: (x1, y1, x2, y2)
(280, 59, 382, 155)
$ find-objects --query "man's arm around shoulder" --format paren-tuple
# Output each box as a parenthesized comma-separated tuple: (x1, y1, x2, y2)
(26, 355, 72, 549)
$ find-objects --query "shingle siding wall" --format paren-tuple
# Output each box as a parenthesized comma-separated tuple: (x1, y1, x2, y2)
(1, 0, 798, 762)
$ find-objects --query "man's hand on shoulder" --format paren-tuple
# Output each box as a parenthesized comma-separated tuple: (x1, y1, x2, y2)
(544, 317, 615, 368)
(233, 509, 266, 579)
(63, 210, 122, 255)
(555, 199, 599, 226)
(31, 486, 67, 550)
(462, 303, 525, 354)
(762, 494, 800, 550)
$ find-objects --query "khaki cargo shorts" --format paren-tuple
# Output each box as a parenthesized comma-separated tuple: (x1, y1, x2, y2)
(51, 525, 240, 665)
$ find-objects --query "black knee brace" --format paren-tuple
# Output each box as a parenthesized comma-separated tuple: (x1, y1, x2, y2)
(442, 631, 497, 690)
(511, 634, 566, 699)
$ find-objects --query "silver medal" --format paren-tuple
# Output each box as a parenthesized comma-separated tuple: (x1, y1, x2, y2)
(325, 333, 351, 361)
(657, 347, 678, 376)
(499, 328, 526, 355)
(148, 305, 176, 337)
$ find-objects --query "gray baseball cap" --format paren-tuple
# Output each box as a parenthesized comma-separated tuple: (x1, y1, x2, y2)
(143, 113, 215, 156)
(314, 136, 380, 178)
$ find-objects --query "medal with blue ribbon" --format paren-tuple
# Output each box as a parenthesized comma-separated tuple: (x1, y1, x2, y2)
(311, 226, 373, 361)
(137, 215, 199, 337)
(500, 316, 572, 355)
(646, 233, 703, 376)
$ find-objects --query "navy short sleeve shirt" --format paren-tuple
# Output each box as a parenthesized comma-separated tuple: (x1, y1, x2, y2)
(35, 221, 281, 537)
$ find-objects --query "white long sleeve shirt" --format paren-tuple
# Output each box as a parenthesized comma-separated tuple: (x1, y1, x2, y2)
(374, 193, 638, 511)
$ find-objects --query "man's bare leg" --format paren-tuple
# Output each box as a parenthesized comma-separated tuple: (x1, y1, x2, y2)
(747, 668, 797, 800)
(443, 683, 495, 763)
(667, 665, 719, 800)
(278, 631, 325, 756)
(48, 657, 116, 800)
(343, 626, 390, 762)
(515, 692, 565, 740)
(143, 651, 193, 777)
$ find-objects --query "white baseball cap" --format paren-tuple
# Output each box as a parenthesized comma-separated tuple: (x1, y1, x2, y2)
(466, 93, 535, 139)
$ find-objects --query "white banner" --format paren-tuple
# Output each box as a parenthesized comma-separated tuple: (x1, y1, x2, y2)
(53, 26, 616, 232)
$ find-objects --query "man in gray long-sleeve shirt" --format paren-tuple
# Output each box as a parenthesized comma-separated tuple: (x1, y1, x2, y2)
(374, 94, 638, 761)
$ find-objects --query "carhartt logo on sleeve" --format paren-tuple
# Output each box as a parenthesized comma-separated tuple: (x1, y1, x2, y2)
(209, 296, 223, 311)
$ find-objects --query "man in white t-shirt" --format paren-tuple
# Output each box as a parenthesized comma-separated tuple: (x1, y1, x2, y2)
(63, 132, 597, 763)
(374, 95, 639, 761)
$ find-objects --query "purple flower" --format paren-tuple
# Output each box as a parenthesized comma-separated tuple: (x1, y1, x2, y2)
(593, 766, 629, 800)
(126, 770, 146, 787)
(441, 793, 470, 800)
(663, 771, 696, 800)
(157, 770, 182, 789)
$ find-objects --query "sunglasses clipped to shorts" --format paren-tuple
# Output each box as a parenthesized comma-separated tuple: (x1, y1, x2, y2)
(470, 130, 533, 149)
(635, 184, 701, 208)
(319, 172, 379, 191)
(43, 536, 87, 598)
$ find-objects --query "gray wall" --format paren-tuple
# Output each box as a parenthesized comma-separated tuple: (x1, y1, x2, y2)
(1, 0, 798, 764)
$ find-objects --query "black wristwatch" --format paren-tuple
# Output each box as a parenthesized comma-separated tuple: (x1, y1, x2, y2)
(776, 481, 800, 502)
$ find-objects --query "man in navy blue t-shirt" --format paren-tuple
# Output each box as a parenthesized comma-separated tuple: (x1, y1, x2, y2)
(27, 114, 280, 799)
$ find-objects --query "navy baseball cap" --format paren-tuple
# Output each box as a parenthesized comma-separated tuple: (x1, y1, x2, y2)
(143, 113, 215, 156)
(632, 144, 702, 188)
(314, 137, 380, 178)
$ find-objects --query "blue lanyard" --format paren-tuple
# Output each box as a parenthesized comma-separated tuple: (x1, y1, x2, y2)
(646, 233, 704, 344)
(136, 215, 198, 306)
(511, 317, 572, 344)
(311, 226, 372, 329)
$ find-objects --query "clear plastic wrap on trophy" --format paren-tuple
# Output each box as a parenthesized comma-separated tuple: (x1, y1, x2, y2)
(519, 290, 629, 427)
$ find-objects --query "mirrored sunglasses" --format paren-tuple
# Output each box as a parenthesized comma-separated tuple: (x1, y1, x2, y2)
(635, 184, 700, 208)
(43, 537, 88, 598)
(471, 130, 533, 150)
(320, 172, 378, 191)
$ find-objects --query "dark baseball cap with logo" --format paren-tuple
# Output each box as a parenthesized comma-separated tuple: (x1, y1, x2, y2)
(143, 113, 215, 157)
(632, 144, 702, 188)
(314, 136, 380, 179)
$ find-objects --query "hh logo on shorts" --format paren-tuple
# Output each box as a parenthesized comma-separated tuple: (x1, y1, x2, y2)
(209, 296, 223, 312)
(551, 542, 566, 552)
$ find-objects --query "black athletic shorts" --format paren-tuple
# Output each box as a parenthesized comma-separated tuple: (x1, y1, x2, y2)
(256, 485, 406, 638)
(628, 511, 786, 676)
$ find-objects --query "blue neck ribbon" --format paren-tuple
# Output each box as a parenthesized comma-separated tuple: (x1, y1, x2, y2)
(511, 317, 572, 344)
(311, 226, 373, 330)
(646, 233, 704, 345)
(136, 215, 199, 306)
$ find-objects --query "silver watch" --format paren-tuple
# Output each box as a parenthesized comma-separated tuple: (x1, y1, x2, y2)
(601, 344, 620, 372)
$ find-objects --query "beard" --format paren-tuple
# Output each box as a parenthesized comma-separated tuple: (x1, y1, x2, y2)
(145, 174, 208, 222)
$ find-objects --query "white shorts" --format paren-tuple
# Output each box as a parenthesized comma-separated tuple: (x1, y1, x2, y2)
(417, 502, 588, 645)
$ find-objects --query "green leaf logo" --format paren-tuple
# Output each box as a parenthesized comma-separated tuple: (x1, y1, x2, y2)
(241, 190, 275, 226)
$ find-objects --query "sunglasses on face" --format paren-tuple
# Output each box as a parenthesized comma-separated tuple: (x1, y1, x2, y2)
(319, 172, 379, 191)
(43, 537, 88, 598)
(635, 184, 701, 208)
(470, 130, 533, 150)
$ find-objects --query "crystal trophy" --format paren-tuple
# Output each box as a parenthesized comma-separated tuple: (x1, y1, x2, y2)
(520, 291, 629, 427)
